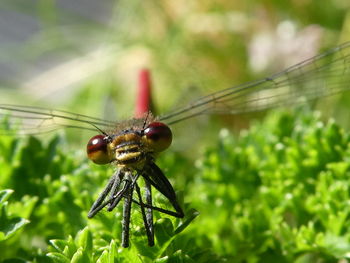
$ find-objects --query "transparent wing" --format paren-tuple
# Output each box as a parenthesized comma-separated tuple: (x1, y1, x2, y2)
(1, 43, 350, 134)
(0, 104, 117, 135)
(160, 42, 350, 125)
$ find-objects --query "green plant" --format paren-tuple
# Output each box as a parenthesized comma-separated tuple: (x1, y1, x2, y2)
(1, 108, 350, 262)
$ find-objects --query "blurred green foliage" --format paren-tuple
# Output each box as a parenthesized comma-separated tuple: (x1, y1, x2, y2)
(1, 0, 349, 119)
(1, 1, 350, 262)
(1, 108, 350, 262)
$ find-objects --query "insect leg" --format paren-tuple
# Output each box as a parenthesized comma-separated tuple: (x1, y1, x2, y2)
(107, 178, 130, 211)
(142, 162, 184, 218)
(108, 169, 123, 203)
(145, 179, 154, 244)
(108, 172, 140, 211)
(88, 170, 131, 217)
(135, 181, 154, 246)
(88, 171, 119, 218)
(121, 171, 134, 248)
(131, 199, 183, 217)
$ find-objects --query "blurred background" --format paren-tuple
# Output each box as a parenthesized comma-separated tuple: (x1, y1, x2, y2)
(3, 1, 350, 259)
(1, 0, 350, 142)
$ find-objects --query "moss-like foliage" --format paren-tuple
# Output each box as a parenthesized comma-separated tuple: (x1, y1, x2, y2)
(1, 109, 350, 262)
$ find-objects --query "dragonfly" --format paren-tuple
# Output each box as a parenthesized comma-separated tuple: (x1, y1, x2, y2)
(1, 42, 350, 247)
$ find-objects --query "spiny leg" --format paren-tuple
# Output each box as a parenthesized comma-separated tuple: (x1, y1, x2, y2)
(88, 171, 120, 218)
(121, 171, 134, 248)
(108, 172, 140, 211)
(131, 199, 183, 218)
(107, 177, 130, 212)
(145, 180, 154, 244)
(88, 169, 130, 218)
(88, 164, 181, 246)
(107, 170, 123, 209)
(142, 162, 184, 218)
(135, 182, 154, 246)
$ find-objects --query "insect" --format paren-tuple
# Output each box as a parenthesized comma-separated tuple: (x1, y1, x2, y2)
(86, 114, 184, 247)
(1, 42, 350, 247)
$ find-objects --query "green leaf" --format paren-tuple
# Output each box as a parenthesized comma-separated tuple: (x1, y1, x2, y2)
(0, 190, 29, 241)
(0, 216, 29, 241)
(50, 239, 69, 253)
(46, 252, 70, 263)
(71, 247, 90, 263)
(96, 250, 109, 263)
(75, 227, 93, 254)
(174, 208, 199, 234)
(0, 189, 14, 204)
(108, 239, 116, 262)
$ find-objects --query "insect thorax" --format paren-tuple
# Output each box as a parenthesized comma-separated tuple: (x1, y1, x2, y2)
(110, 130, 153, 169)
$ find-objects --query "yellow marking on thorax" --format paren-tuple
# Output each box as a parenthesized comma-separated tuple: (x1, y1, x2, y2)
(110, 132, 149, 169)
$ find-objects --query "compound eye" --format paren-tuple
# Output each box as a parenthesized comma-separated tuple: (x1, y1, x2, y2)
(86, 135, 112, 164)
(143, 122, 172, 152)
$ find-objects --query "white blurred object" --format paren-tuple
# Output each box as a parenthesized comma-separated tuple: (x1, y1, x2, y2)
(249, 21, 323, 73)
